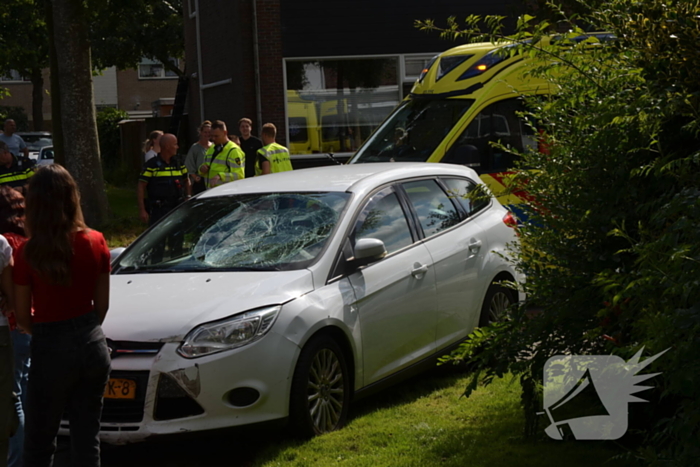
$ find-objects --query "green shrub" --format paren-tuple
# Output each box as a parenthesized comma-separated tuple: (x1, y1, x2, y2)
(0, 105, 29, 131)
(96, 107, 129, 185)
(423, 1, 700, 464)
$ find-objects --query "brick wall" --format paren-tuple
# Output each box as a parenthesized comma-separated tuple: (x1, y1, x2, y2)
(1, 70, 52, 130)
(256, 0, 286, 146)
(116, 69, 179, 113)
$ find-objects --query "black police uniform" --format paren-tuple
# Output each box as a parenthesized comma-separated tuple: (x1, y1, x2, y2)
(139, 154, 188, 226)
(0, 155, 34, 192)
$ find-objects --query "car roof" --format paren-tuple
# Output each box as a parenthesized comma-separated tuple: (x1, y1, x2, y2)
(199, 163, 481, 198)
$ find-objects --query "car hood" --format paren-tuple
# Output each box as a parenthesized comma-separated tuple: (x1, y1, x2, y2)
(103, 270, 314, 342)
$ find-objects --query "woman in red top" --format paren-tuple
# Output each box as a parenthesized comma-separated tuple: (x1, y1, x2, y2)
(14, 165, 111, 467)
(0, 185, 30, 467)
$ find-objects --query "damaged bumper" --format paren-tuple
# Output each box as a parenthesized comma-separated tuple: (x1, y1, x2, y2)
(59, 333, 301, 444)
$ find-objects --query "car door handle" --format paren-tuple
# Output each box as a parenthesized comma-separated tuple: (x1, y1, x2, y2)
(468, 239, 482, 254)
(411, 263, 429, 278)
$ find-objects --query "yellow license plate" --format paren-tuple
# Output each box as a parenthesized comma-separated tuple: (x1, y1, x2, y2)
(104, 378, 137, 399)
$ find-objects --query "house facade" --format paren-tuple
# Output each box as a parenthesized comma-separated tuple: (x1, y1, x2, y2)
(184, 0, 522, 154)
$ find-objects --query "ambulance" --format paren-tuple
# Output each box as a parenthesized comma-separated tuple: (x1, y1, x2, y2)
(348, 34, 613, 216)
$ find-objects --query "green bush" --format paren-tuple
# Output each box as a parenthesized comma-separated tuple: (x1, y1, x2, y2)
(424, 1, 700, 464)
(96, 107, 129, 185)
(0, 105, 29, 131)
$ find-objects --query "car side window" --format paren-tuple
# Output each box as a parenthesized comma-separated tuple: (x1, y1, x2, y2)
(354, 188, 413, 255)
(401, 179, 460, 237)
(442, 178, 490, 218)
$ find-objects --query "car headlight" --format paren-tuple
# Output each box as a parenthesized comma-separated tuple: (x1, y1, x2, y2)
(177, 305, 281, 358)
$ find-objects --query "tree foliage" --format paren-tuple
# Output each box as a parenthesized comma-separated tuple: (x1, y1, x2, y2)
(0, 0, 49, 78)
(90, 0, 184, 76)
(422, 1, 700, 464)
(0, 0, 184, 131)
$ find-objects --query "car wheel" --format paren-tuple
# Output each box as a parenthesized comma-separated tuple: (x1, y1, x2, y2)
(289, 335, 351, 438)
(479, 281, 516, 327)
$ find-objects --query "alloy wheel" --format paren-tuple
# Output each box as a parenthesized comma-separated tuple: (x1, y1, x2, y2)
(307, 348, 345, 433)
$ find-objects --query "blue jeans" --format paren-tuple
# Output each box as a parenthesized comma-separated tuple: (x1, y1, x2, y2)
(8, 330, 30, 467)
(23, 313, 110, 467)
(1, 325, 12, 467)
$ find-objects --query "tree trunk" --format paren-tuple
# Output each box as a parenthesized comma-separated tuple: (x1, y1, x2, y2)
(46, 0, 64, 166)
(50, 0, 108, 227)
(30, 68, 44, 131)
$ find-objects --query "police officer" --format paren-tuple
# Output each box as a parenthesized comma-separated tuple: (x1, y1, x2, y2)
(0, 140, 34, 194)
(137, 133, 191, 225)
(198, 120, 245, 188)
(255, 123, 293, 175)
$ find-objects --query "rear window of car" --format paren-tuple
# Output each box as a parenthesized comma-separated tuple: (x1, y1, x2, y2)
(442, 178, 490, 217)
(401, 179, 460, 237)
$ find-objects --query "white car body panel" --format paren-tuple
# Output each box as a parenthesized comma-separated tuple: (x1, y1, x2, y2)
(104, 271, 314, 342)
(76, 163, 521, 443)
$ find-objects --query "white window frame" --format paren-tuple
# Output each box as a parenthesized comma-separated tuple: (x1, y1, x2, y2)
(138, 58, 179, 80)
(0, 70, 30, 83)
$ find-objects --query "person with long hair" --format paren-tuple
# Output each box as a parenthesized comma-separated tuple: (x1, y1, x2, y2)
(0, 186, 28, 467)
(184, 121, 211, 195)
(142, 130, 163, 163)
(0, 232, 14, 467)
(13, 165, 111, 467)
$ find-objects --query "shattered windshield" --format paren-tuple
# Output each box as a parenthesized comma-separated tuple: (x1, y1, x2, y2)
(114, 192, 351, 273)
(350, 98, 474, 163)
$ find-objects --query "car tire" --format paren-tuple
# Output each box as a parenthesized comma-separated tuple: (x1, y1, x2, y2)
(289, 334, 351, 438)
(478, 281, 516, 327)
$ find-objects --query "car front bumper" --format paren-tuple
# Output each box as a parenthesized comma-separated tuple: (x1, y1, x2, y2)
(59, 332, 301, 444)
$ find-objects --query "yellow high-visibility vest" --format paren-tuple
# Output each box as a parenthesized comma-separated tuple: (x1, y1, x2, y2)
(200, 141, 245, 188)
(255, 142, 293, 175)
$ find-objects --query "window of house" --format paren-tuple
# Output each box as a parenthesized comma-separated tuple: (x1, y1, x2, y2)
(139, 58, 179, 79)
(285, 57, 401, 155)
(0, 70, 29, 82)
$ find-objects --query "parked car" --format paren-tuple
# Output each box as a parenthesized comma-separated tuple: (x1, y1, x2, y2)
(80, 163, 521, 444)
(16, 131, 52, 160)
(36, 145, 54, 166)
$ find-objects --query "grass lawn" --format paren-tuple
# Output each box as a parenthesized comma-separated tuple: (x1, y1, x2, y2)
(253, 369, 630, 467)
(102, 185, 145, 248)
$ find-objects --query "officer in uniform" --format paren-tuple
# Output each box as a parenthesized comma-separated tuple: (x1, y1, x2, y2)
(255, 123, 293, 175)
(137, 133, 191, 226)
(0, 140, 34, 194)
(199, 120, 245, 188)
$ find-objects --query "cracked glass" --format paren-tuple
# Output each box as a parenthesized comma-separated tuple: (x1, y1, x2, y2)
(115, 192, 351, 273)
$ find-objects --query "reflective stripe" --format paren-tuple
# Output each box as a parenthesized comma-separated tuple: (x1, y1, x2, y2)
(203, 141, 245, 188)
(256, 143, 293, 175)
(0, 172, 31, 183)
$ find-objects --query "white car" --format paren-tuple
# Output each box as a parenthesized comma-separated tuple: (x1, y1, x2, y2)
(77, 163, 520, 444)
(36, 145, 54, 166)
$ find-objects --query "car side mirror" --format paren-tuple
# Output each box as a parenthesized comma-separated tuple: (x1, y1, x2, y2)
(351, 238, 387, 268)
(110, 247, 126, 263)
